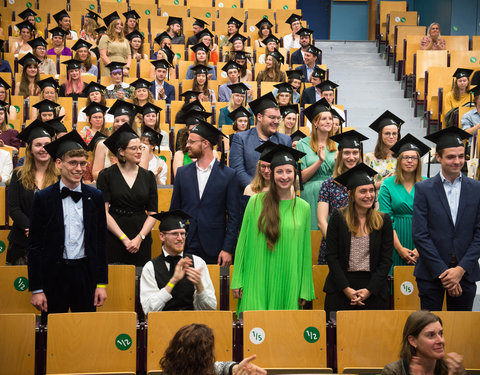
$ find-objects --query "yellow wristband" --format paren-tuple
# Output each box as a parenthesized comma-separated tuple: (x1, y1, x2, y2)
(120, 233, 127, 240)
(167, 282, 175, 289)
(96, 284, 107, 288)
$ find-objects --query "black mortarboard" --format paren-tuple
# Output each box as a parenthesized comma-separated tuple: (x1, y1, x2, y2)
(152, 210, 191, 232)
(180, 90, 201, 102)
(32, 99, 60, 113)
(27, 37, 48, 49)
(228, 82, 249, 95)
(291, 129, 306, 143)
(390, 133, 430, 157)
(191, 64, 209, 75)
(280, 104, 298, 117)
(330, 130, 368, 150)
(161, 46, 175, 65)
(228, 33, 247, 44)
(53, 9, 70, 23)
(0, 77, 10, 90)
(103, 11, 120, 28)
(311, 66, 327, 79)
(286, 70, 304, 81)
(91, 46, 100, 60)
(262, 34, 280, 45)
(123, 10, 140, 20)
(167, 16, 182, 26)
(82, 102, 109, 117)
(249, 92, 278, 116)
(256, 140, 277, 161)
(49, 26, 68, 37)
(305, 44, 321, 56)
(316, 79, 338, 92)
(141, 128, 162, 148)
(222, 61, 241, 72)
(18, 8, 37, 20)
(0, 100, 8, 109)
(130, 78, 151, 90)
(183, 103, 212, 126)
(424, 126, 471, 152)
(285, 13, 302, 24)
(228, 106, 252, 121)
(227, 17, 243, 28)
(197, 28, 214, 41)
(44, 130, 88, 159)
(88, 131, 107, 150)
(95, 26, 107, 34)
(255, 18, 273, 29)
(151, 59, 171, 70)
(303, 98, 331, 123)
(126, 30, 144, 41)
(469, 85, 480, 97)
(83, 81, 106, 95)
(335, 163, 377, 190)
(369, 110, 404, 133)
(182, 100, 207, 114)
(453, 68, 473, 79)
(106, 61, 126, 72)
(62, 59, 82, 70)
(189, 119, 227, 145)
(137, 102, 162, 116)
(17, 119, 55, 143)
(18, 52, 40, 66)
(37, 77, 59, 92)
(297, 27, 314, 37)
(330, 107, 344, 124)
(232, 51, 250, 60)
(16, 20, 35, 32)
(193, 17, 209, 28)
(107, 100, 135, 117)
(44, 115, 68, 134)
(85, 9, 101, 22)
(262, 144, 306, 170)
(190, 42, 210, 54)
(269, 49, 284, 64)
(103, 123, 139, 154)
(154, 31, 172, 45)
(274, 82, 293, 94)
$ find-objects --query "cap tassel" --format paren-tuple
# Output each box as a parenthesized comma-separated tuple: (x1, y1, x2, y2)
(298, 160, 304, 191)
(427, 150, 431, 178)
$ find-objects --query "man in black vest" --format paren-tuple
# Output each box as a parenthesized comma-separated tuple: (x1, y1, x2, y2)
(140, 210, 217, 314)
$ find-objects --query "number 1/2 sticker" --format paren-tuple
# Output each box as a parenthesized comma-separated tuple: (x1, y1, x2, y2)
(115, 333, 132, 350)
(249, 327, 265, 345)
(304, 326, 319, 343)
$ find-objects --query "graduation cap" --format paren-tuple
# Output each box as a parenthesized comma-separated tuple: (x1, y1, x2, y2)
(141, 128, 162, 148)
(297, 27, 314, 37)
(197, 28, 214, 41)
(228, 33, 247, 44)
(193, 17, 209, 28)
(161, 46, 175, 65)
(232, 51, 250, 61)
(280, 104, 299, 117)
(151, 59, 171, 71)
(130, 78, 151, 90)
(228, 106, 252, 121)
(152, 209, 191, 232)
(262, 34, 280, 45)
(330, 130, 368, 150)
(228, 82, 249, 95)
(91, 47, 100, 60)
(44, 130, 89, 159)
(330, 107, 345, 125)
(0, 100, 8, 109)
(190, 42, 210, 54)
(334, 163, 377, 190)
(18, 8, 37, 20)
(262, 143, 306, 170)
(182, 100, 208, 115)
(103, 123, 139, 154)
(17, 119, 55, 143)
(107, 100, 136, 117)
(0, 77, 10, 90)
(82, 102, 109, 117)
(32, 99, 60, 113)
(269, 50, 284, 64)
(453, 68, 473, 80)
(137, 102, 162, 116)
(180, 90, 201, 102)
(191, 64, 209, 75)
(154, 31, 172, 45)
(62, 59, 82, 71)
(311, 66, 327, 79)
(290, 129, 306, 143)
(303, 98, 331, 123)
(125, 30, 144, 42)
(227, 17, 243, 28)
(49, 26, 68, 38)
(255, 18, 273, 29)
(83, 81, 106, 95)
(106, 61, 126, 72)
(95, 26, 107, 34)
(316, 79, 338, 92)
(305, 44, 321, 56)
(286, 69, 304, 82)
(88, 131, 107, 151)
(424, 126, 471, 152)
(27, 37, 48, 49)
(167, 16, 182, 26)
(256, 140, 277, 161)
(469, 85, 480, 98)
(103, 11, 120, 28)
(390, 133, 430, 157)
(16, 20, 35, 32)
(285, 13, 302, 24)
(189, 119, 227, 145)
(52, 9, 70, 23)
(274, 82, 293, 94)
(44, 115, 68, 134)
(369, 110, 404, 133)
(37, 77, 59, 92)
(249, 92, 278, 117)
(18, 52, 40, 66)
(85, 9, 101, 23)
(123, 10, 140, 20)
(222, 61, 241, 72)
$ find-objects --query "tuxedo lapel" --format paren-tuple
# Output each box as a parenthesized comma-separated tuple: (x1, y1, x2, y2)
(189, 163, 201, 202)
(433, 175, 454, 226)
(200, 161, 219, 202)
(455, 178, 469, 227)
(81, 184, 92, 249)
(51, 182, 65, 255)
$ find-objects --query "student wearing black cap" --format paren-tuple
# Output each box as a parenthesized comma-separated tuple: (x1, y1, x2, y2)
(254, 18, 274, 48)
(232, 50, 253, 81)
(6, 121, 57, 265)
(219, 17, 243, 49)
(444, 68, 472, 114)
(323, 163, 393, 314)
(460, 85, 480, 134)
(243, 140, 275, 196)
(170, 120, 241, 265)
(79, 102, 108, 144)
(224, 32, 248, 62)
(139, 128, 168, 185)
(223, 106, 253, 152)
(123, 10, 140, 37)
(32, 99, 60, 123)
(46, 27, 72, 57)
(364, 110, 403, 189)
(18, 8, 38, 29)
(29, 37, 56, 75)
(52, 9, 78, 40)
(282, 13, 302, 51)
(273, 71, 302, 103)
(104, 61, 135, 99)
(192, 29, 219, 65)
(331, 107, 344, 135)
(412, 127, 480, 311)
(218, 62, 253, 103)
(126, 30, 149, 61)
(231, 144, 315, 312)
(131, 79, 154, 122)
(78, 82, 113, 123)
(138, 102, 169, 151)
(300, 66, 327, 106)
(0, 101, 20, 148)
(150, 60, 175, 103)
(290, 28, 322, 65)
(315, 79, 345, 121)
(28, 130, 108, 316)
(31, 77, 66, 120)
(174, 93, 203, 125)
(157, 16, 185, 45)
(187, 18, 208, 46)
(140, 210, 217, 313)
(278, 104, 299, 136)
(58, 59, 87, 100)
(15, 53, 40, 97)
(257, 34, 280, 64)
(294, 44, 322, 83)
(317, 130, 367, 265)
(79, 9, 102, 42)
(72, 39, 98, 76)
(378, 134, 429, 272)
(185, 43, 217, 80)
(191, 65, 217, 104)
(10, 20, 34, 55)
(255, 51, 286, 84)
(153, 32, 176, 64)
(97, 124, 158, 267)
(274, 82, 294, 106)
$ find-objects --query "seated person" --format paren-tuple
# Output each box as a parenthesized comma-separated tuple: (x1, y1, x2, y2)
(273, 70, 302, 104)
(155, 16, 185, 45)
(316, 79, 345, 120)
(224, 33, 247, 62)
(233, 51, 253, 82)
(0, 40, 12, 72)
(15, 53, 41, 97)
(138, 102, 170, 151)
(46, 27, 72, 57)
(186, 17, 208, 46)
(0, 147, 13, 183)
(78, 81, 114, 123)
(0, 77, 17, 120)
(254, 18, 274, 48)
(52, 9, 78, 40)
(255, 50, 286, 83)
(105, 61, 135, 99)
(190, 29, 219, 65)
(126, 30, 149, 61)
(282, 13, 302, 51)
(140, 128, 168, 185)
(192, 65, 217, 104)
(32, 99, 60, 122)
(295, 44, 322, 82)
(149, 59, 175, 103)
(300, 66, 326, 106)
(58, 59, 87, 100)
(219, 17, 243, 49)
(29, 37, 56, 75)
(185, 43, 217, 80)
(31, 77, 66, 120)
(273, 82, 294, 106)
(218, 61, 253, 103)
(257, 34, 280, 64)
(290, 27, 322, 65)
(140, 210, 217, 314)
(420, 22, 445, 50)
(444, 68, 472, 114)
(10, 20, 34, 56)
(72, 39, 98, 76)
(461, 85, 480, 135)
(218, 83, 254, 129)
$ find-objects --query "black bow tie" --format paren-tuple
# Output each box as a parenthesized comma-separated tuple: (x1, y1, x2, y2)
(61, 187, 82, 203)
(165, 255, 182, 264)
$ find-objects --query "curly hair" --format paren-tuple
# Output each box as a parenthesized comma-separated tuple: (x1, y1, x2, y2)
(160, 324, 216, 375)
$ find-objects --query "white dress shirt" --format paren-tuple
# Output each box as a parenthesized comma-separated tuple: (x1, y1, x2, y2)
(196, 157, 215, 199)
(60, 180, 86, 259)
(440, 170, 462, 224)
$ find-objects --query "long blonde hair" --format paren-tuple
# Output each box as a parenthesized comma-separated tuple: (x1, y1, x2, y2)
(17, 145, 58, 190)
(333, 149, 361, 178)
(250, 160, 269, 194)
(83, 17, 99, 40)
(394, 151, 423, 184)
(106, 19, 124, 42)
(263, 56, 283, 82)
(310, 112, 337, 153)
(340, 188, 383, 236)
(278, 113, 299, 134)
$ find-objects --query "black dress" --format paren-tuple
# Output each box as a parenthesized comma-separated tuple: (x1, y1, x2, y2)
(96, 164, 158, 266)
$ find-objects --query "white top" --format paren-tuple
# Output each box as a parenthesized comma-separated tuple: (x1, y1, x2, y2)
(148, 154, 168, 185)
(0, 149, 13, 183)
(140, 249, 217, 314)
(69, 30, 78, 40)
(282, 33, 301, 50)
(196, 157, 215, 199)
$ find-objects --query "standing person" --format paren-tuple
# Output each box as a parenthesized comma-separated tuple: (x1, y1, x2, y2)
(420, 22, 446, 50)
(28, 130, 108, 316)
(282, 13, 302, 51)
(444, 68, 472, 114)
(99, 12, 132, 76)
(294, 44, 322, 83)
(296, 98, 337, 229)
(170, 120, 241, 266)
(72, 39, 98, 76)
(323, 163, 393, 314)
(150, 60, 175, 103)
(158, 16, 185, 45)
(413, 127, 480, 311)
(378, 134, 429, 272)
(46, 27, 72, 57)
(186, 17, 208, 46)
(231, 144, 315, 312)
(290, 28, 322, 65)
(52, 10, 78, 40)
(97, 124, 158, 268)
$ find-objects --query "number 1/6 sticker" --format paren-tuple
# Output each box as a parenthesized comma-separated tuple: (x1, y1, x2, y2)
(400, 281, 414, 295)
(304, 327, 319, 343)
(249, 327, 265, 345)
(115, 333, 132, 350)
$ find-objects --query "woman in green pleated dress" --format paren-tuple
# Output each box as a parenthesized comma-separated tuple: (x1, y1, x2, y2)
(231, 144, 315, 313)
(378, 134, 430, 273)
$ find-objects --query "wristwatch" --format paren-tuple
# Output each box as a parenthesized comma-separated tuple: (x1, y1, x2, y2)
(140, 234, 145, 240)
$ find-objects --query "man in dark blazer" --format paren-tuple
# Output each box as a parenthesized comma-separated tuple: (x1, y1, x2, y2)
(150, 60, 175, 103)
(294, 44, 322, 82)
(170, 120, 241, 266)
(300, 66, 326, 107)
(290, 28, 322, 66)
(186, 17, 208, 46)
(413, 127, 480, 311)
(28, 131, 108, 316)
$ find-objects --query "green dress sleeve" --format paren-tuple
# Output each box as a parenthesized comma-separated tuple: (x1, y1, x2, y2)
(378, 177, 396, 231)
(299, 199, 315, 301)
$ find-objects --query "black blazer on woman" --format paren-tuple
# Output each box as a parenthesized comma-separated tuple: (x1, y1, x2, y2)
(323, 209, 393, 297)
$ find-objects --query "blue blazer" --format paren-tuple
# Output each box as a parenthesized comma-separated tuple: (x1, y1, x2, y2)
(150, 80, 176, 103)
(170, 160, 242, 256)
(290, 49, 321, 66)
(300, 86, 318, 107)
(27, 181, 108, 291)
(412, 174, 480, 282)
(295, 64, 320, 83)
(229, 127, 292, 188)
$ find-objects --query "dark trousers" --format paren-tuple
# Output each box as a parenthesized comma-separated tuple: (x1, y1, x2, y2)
(186, 235, 218, 264)
(416, 276, 477, 311)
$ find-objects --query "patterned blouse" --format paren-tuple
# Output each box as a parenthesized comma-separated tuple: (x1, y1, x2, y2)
(364, 152, 397, 184)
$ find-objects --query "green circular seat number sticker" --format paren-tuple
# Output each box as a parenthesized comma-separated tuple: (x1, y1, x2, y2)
(174, 0, 179, 4)
(141, 31, 145, 36)
(145, 10, 151, 15)
(283, 5, 288, 9)
(400, 281, 414, 295)
(263, 15, 268, 19)
(218, 2, 224, 7)
(8, 0, 15, 4)
(160, 155, 167, 162)
(453, 26, 458, 32)
(0, 240, 5, 253)
(26, 2, 32, 7)
(206, 12, 211, 18)
(400, 17, 406, 23)
(8, 123, 14, 129)
(14, 276, 29, 291)
(89, 4, 95, 9)
(35, 16, 41, 22)
(470, 57, 477, 63)
(176, 53, 181, 59)
(14, 105, 20, 113)
(115, 333, 132, 350)
(304, 327, 320, 343)
(232, 4, 237, 8)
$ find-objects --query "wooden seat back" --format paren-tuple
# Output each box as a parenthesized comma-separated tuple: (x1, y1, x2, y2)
(97, 265, 136, 312)
(379, 1, 407, 41)
(0, 265, 38, 313)
(386, 11, 417, 47)
(312, 265, 328, 310)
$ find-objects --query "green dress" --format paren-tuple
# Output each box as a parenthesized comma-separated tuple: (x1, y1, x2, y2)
(378, 175, 426, 272)
(230, 193, 315, 313)
(296, 137, 336, 229)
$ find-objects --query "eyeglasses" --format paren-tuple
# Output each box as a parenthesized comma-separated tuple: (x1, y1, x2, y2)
(126, 146, 144, 151)
(186, 139, 203, 145)
(165, 231, 186, 238)
(65, 160, 88, 168)
(265, 115, 282, 121)
(383, 132, 398, 138)
(259, 164, 271, 170)
(402, 156, 419, 161)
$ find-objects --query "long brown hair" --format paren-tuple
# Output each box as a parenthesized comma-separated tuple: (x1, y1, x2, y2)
(192, 74, 211, 98)
(0, 107, 8, 131)
(451, 77, 470, 102)
(160, 324, 216, 375)
(374, 127, 401, 159)
(250, 160, 269, 194)
(333, 148, 361, 178)
(106, 19, 125, 42)
(310, 112, 337, 153)
(394, 151, 423, 184)
(17, 144, 58, 190)
(83, 16, 99, 40)
(74, 49, 93, 71)
(19, 62, 40, 97)
(263, 55, 283, 82)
